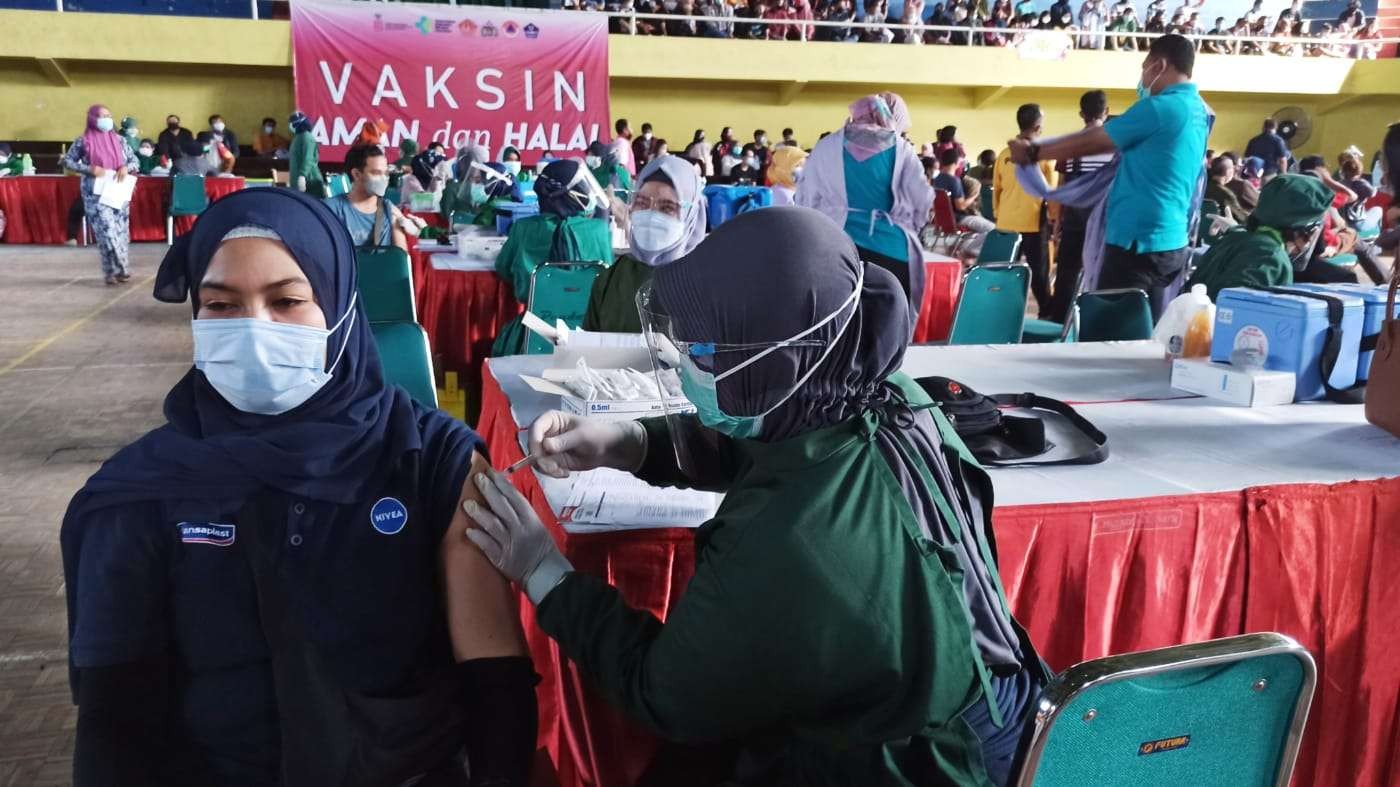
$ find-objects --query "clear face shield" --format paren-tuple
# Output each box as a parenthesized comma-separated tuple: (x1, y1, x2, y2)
(636, 270, 860, 477)
(564, 159, 611, 213)
(1286, 222, 1324, 273)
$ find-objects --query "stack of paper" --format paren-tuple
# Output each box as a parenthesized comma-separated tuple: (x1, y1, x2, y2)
(92, 171, 136, 210)
(539, 467, 721, 532)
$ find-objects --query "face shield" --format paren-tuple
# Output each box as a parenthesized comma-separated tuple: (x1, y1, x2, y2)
(636, 268, 861, 475)
(1285, 222, 1324, 272)
(564, 159, 611, 213)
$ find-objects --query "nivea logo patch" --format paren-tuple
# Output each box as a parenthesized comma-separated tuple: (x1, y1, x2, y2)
(179, 522, 236, 546)
(371, 497, 408, 535)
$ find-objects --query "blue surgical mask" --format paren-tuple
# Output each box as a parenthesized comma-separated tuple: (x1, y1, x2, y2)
(675, 265, 863, 438)
(469, 182, 489, 204)
(192, 296, 356, 416)
(95, 117, 114, 132)
(504, 161, 522, 176)
(1137, 62, 1164, 99)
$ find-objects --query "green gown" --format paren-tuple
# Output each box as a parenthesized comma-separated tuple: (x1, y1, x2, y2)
(0, 157, 23, 177)
(591, 163, 633, 198)
(581, 254, 651, 333)
(535, 373, 1037, 786)
(490, 214, 614, 356)
(1186, 226, 1292, 300)
(289, 130, 325, 198)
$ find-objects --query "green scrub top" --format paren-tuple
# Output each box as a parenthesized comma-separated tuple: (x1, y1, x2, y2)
(581, 254, 651, 334)
(843, 147, 910, 263)
(135, 152, 159, 176)
(1186, 226, 1292, 300)
(289, 131, 325, 198)
(490, 213, 614, 356)
(592, 163, 633, 197)
(0, 157, 23, 177)
(534, 373, 1034, 786)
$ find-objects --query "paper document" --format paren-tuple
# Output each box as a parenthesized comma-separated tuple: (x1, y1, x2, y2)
(96, 172, 136, 210)
(539, 467, 722, 531)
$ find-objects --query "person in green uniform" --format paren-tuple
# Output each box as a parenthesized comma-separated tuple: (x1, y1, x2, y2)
(464, 207, 1045, 786)
(490, 159, 614, 356)
(120, 116, 141, 155)
(390, 137, 417, 189)
(287, 111, 325, 198)
(582, 155, 708, 333)
(0, 144, 23, 177)
(442, 144, 499, 227)
(500, 146, 529, 183)
(134, 139, 161, 175)
(1186, 174, 1333, 300)
(586, 140, 633, 198)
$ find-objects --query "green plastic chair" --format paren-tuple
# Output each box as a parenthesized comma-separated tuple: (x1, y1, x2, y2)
(948, 262, 1030, 345)
(979, 186, 996, 223)
(1076, 288, 1154, 342)
(327, 172, 352, 198)
(167, 175, 209, 245)
(524, 262, 606, 355)
(354, 246, 438, 408)
(1324, 252, 1358, 269)
(1012, 632, 1315, 787)
(977, 229, 1022, 264)
(1022, 317, 1073, 344)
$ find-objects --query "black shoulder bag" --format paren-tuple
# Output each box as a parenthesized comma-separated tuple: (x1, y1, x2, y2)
(915, 376, 1110, 467)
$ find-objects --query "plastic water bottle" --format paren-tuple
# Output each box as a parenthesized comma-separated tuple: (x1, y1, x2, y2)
(1153, 284, 1215, 359)
(20, 153, 34, 175)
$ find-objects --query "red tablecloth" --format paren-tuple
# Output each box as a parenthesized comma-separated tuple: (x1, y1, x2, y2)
(913, 257, 963, 343)
(478, 363, 1400, 787)
(0, 175, 244, 244)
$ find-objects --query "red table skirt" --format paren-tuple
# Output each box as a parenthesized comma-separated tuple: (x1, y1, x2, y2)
(913, 258, 963, 343)
(478, 363, 1400, 787)
(0, 175, 244, 244)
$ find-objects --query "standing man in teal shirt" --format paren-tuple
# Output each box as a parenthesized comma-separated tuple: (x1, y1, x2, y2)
(1009, 34, 1209, 319)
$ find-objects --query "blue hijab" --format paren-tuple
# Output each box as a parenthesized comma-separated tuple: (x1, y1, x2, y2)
(66, 187, 422, 513)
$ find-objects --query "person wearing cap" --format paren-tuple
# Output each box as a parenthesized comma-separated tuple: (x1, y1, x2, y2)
(61, 187, 537, 787)
(1186, 174, 1333, 299)
(119, 117, 142, 155)
(288, 111, 325, 197)
(491, 159, 614, 356)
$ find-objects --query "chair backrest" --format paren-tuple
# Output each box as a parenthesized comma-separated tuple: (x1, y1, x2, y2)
(525, 262, 606, 355)
(170, 175, 209, 216)
(370, 322, 438, 408)
(355, 246, 416, 324)
(931, 188, 959, 233)
(1014, 633, 1315, 787)
(977, 229, 1023, 264)
(948, 262, 1030, 345)
(979, 184, 996, 222)
(327, 172, 352, 198)
(1076, 288, 1154, 342)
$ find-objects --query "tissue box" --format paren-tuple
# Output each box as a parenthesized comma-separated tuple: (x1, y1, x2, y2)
(1210, 287, 1363, 401)
(560, 394, 695, 420)
(1171, 358, 1296, 406)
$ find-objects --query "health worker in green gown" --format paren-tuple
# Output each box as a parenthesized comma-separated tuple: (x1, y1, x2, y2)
(288, 111, 325, 198)
(464, 206, 1046, 786)
(490, 159, 614, 356)
(587, 139, 634, 197)
(582, 155, 708, 334)
(1186, 174, 1334, 300)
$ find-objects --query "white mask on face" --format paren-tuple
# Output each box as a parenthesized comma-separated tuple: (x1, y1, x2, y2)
(586, 155, 602, 169)
(504, 161, 522, 175)
(138, 146, 154, 157)
(192, 294, 357, 416)
(95, 117, 114, 132)
(264, 124, 275, 134)
(365, 174, 390, 197)
(212, 121, 226, 132)
(629, 210, 686, 259)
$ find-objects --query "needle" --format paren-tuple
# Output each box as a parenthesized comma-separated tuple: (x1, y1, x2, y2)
(505, 452, 543, 475)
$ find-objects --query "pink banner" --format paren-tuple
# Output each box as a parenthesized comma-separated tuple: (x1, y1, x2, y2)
(291, 0, 610, 164)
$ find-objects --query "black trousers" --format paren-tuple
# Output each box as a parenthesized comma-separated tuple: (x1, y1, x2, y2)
(1018, 231, 1051, 319)
(1098, 244, 1190, 321)
(1047, 224, 1086, 325)
(857, 244, 911, 298)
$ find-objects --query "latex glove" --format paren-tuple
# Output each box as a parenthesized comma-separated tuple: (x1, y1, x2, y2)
(527, 410, 647, 479)
(463, 470, 573, 605)
(297, 175, 307, 192)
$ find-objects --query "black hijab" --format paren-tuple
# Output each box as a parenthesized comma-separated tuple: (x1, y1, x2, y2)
(653, 206, 910, 442)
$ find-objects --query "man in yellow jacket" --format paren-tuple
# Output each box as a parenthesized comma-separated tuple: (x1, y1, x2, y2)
(994, 103, 1058, 318)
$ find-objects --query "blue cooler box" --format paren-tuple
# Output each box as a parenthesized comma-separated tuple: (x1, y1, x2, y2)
(1211, 287, 1364, 401)
(1288, 282, 1396, 382)
(704, 185, 773, 229)
(494, 201, 540, 236)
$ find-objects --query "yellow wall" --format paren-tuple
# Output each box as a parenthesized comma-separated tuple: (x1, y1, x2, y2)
(2, 8, 1397, 162)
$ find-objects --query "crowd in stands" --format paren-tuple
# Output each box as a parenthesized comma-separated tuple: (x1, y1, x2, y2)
(581, 0, 1388, 57)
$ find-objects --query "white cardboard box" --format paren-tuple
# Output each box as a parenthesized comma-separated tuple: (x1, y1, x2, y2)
(1170, 358, 1296, 407)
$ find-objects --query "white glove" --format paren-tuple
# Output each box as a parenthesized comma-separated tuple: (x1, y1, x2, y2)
(463, 470, 573, 604)
(527, 410, 647, 479)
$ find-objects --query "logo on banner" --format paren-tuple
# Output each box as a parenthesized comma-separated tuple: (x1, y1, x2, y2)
(179, 522, 236, 547)
(434, 18, 454, 33)
(481, 21, 498, 37)
(503, 20, 520, 36)
(415, 16, 432, 35)
(524, 22, 541, 39)
(371, 497, 409, 535)
(458, 19, 478, 35)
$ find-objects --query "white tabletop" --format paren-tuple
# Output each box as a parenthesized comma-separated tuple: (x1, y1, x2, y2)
(488, 341, 1400, 512)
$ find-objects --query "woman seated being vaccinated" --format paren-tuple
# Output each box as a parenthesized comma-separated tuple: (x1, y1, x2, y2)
(61, 189, 537, 787)
(464, 207, 1045, 787)
(582, 155, 708, 333)
(492, 159, 614, 355)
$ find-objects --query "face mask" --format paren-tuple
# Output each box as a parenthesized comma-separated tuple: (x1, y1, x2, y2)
(192, 296, 356, 416)
(758, 137, 768, 146)
(792, 166, 805, 181)
(677, 265, 863, 438)
(469, 182, 489, 204)
(365, 174, 389, 197)
(168, 121, 181, 130)
(125, 127, 139, 138)
(138, 147, 154, 157)
(504, 161, 522, 176)
(744, 157, 758, 168)
(630, 210, 686, 257)
(1137, 61, 1164, 99)
(203, 145, 212, 154)
(643, 132, 653, 140)
(264, 124, 275, 134)
(0, 156, 8, 165)
(95, 117, 114, 132)
(586, 155, 602, 169)
(212, 121, 225, 132)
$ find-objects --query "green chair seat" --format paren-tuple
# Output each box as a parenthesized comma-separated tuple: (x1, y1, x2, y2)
(1077, 288, 1154, 342)
(167, 174, 209, 244)
(1358, 224, 1381, 241)
(1022, 318, 1065, 344)
(1325, 253, 1358, 268)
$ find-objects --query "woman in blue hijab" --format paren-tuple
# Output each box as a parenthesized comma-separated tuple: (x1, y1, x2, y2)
(61, 188, 537, 787)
